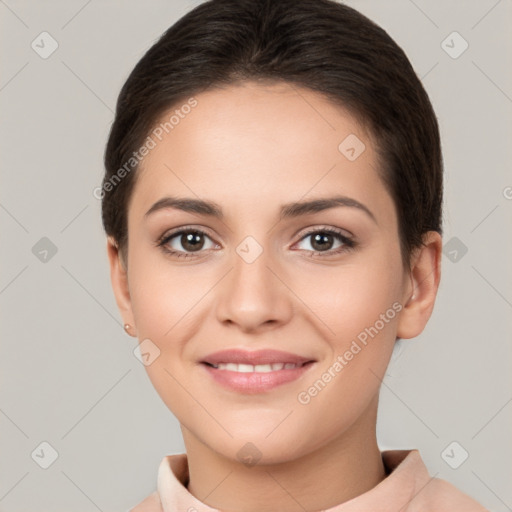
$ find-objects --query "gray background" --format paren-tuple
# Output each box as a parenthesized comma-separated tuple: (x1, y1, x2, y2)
(1, 0, 511, 511)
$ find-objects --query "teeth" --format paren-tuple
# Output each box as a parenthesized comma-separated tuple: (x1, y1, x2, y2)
(237, 364, 254, 373)
(212, 362, 300, 372)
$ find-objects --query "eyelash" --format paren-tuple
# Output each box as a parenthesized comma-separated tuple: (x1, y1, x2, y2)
(156, 225, 356, 260)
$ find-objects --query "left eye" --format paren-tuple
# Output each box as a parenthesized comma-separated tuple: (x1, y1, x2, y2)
(294, 229, 354, 253)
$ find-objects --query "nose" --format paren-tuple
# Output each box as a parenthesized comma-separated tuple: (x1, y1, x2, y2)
(215, 243, 294, 333)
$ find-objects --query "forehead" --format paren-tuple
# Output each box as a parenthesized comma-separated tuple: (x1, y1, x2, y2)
(129, 81, 395, 226)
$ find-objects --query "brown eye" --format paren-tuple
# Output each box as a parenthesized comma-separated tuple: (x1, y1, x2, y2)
(179, 231, 205, 252)
(294, 228, 355, 255)
(310, 232, 335, 251)
(158, 228, 217, 257)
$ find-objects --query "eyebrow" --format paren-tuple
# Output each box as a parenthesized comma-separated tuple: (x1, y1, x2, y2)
(145, 195, 377, 224)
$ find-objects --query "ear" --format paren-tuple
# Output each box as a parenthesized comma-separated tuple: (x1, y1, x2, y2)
(106, 237, 136, 335)
(396, 231, 442, 339)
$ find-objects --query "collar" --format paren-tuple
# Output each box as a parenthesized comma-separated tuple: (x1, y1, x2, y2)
(156, 449, 430, 511)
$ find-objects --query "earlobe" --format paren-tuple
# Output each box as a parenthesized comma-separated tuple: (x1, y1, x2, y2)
(106, 237, 136, 334)
(396, 231, 442, 340)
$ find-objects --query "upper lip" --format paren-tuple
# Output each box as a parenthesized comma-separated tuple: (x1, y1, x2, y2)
(201, 349, 315, 366)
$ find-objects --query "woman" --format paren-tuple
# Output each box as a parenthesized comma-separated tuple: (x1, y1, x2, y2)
(101, 0, 488, 510)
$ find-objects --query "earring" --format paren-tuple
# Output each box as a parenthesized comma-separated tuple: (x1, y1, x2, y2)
(124, 323, 134, 336)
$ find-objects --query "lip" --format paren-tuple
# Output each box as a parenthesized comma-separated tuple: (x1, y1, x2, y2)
(200, 349, 316, 394)
(201, 348, 314, 366)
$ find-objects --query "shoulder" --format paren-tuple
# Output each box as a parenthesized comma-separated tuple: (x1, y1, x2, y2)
(128, 490, 162, 512)
(381, 450, 488, 511)
(419, 477, 489, 512)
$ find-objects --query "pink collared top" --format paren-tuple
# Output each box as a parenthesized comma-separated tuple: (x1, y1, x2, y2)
(130, 449, 488, 511)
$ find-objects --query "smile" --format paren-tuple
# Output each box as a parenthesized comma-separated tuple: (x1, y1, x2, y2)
(201, 361, 315, 393)
(206, 362, 304, 372)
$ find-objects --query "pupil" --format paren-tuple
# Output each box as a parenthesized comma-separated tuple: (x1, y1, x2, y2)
(312, 233, 332, 251)
(182, 232, 203, 251)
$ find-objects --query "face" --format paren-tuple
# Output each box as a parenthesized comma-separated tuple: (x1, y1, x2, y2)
(109, 81, 437, 465)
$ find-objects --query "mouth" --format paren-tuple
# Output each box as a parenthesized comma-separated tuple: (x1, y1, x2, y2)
(202, 361, 312, 372)
(201, 348, 315, 367)
(199, 349, 316, 393)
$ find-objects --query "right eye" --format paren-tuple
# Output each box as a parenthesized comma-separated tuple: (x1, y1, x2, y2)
(157, 228, 218, 259)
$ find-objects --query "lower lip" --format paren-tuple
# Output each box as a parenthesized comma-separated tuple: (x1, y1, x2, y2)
(201, 362, 315, 393)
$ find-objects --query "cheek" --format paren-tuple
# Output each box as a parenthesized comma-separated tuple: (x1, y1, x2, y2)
(291, 265, 401, 449)
(128, 248, 211, 341)
(126, 250, 216, 408)
(291, 250, 403, 403)
(295, 253, 403, 343)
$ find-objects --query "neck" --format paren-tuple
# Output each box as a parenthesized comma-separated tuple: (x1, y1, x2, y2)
(182, 397, 386, 512)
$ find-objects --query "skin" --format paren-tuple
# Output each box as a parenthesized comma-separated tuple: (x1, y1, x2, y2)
(107, 81, 442, 512)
